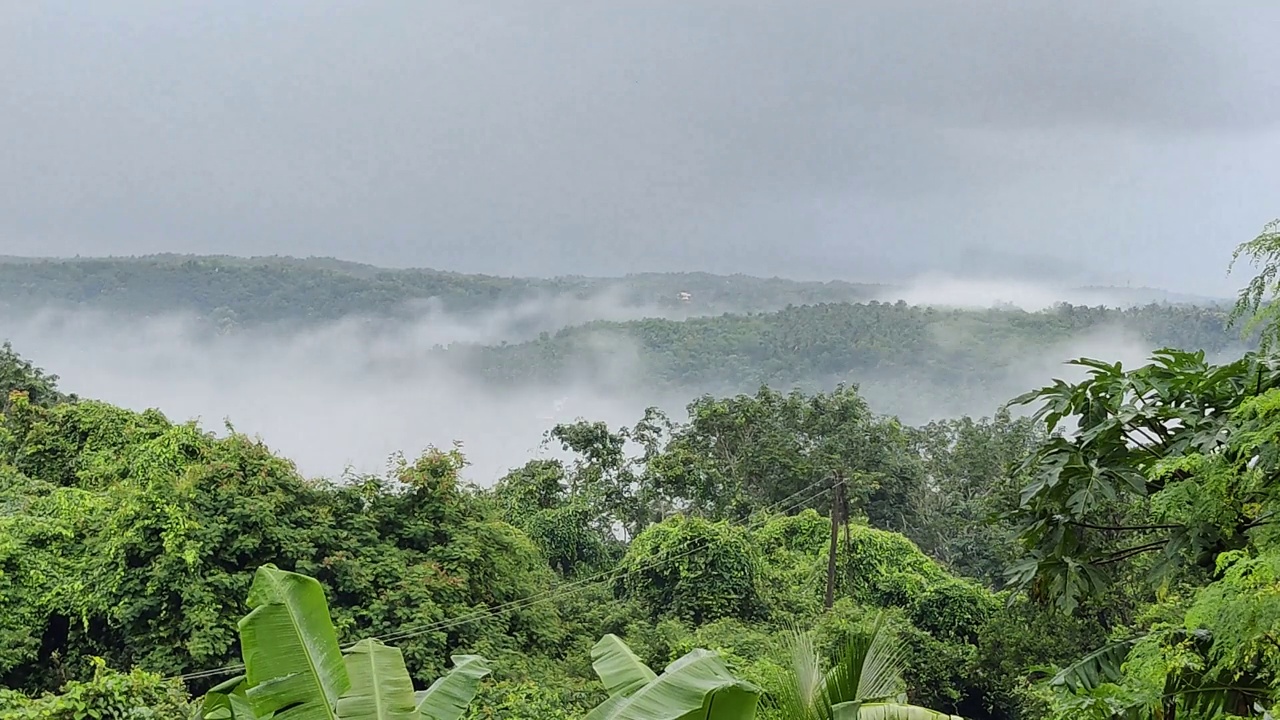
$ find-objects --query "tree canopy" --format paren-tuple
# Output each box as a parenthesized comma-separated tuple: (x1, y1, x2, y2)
(3, 223, 1280, 718)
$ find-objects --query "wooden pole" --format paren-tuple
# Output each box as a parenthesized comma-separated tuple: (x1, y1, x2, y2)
(841, 475, 851, 548)
(824, 473, 844, 609)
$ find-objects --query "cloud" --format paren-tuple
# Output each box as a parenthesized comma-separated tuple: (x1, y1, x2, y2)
(0, 284, 1247, 483)
(873, 275, 1226, 311)
(877, 276, 1083, 311)
(1, 299, 692, 484)
(2, 2, 1277, 295)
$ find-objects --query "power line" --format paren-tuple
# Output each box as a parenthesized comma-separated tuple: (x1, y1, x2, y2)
(172, 479, 832, 682)
(373, 481, 832, 647)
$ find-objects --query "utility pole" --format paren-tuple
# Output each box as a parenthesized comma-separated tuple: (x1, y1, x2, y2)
(824, 472, 846, 610)
(841, 474, 851, 548)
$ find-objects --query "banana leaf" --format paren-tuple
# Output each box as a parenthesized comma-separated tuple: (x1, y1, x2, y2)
(585, 647, 761, 720)
(834, 702, 964, 720)
(238, 564, 350, 720)
(199, 675, 258, 720)
(413, 655, 492, 720)
(337, 639, 418, 720)
(590, 634, 658, 698)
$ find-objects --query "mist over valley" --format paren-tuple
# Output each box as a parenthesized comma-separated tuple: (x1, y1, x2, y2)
(5, 4, 1279, 716)
(0, 256, 1242, 481)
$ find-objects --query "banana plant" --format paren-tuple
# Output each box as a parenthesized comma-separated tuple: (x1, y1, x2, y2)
(771, 615, 964, 720)
(194, 565, 491, 720)
(584, 633, 762, 719)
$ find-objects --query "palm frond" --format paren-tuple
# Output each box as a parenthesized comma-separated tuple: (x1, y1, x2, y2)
(772, 624, 827, 720)
(824, 613, 908, 712)
(1048, 636, 1142, 693)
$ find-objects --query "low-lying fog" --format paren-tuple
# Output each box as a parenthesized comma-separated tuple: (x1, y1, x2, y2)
(874, 275, 1224, 310)
(0, 277, 1224, 483)
(4, 306, 690, 485)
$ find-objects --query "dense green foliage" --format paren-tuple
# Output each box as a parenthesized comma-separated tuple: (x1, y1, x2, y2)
(0, 341, 73, 412)
(0, 344, 1082, 718)
(0, 389, 557, 697)
(1230, 219, 1280, 353)
(1005, 353, 1280, 717)
(5, 226, 1280, 718)
(987, 219, 1280, 718)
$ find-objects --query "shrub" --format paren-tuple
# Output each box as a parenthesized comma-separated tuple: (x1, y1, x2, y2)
(0, 659, 190, 719)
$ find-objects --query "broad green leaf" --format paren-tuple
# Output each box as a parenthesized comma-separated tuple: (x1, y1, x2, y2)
(591, 634, 658, 698)
(200, 675, 258, 720)
(239, 564, 350, 720)
(849, 702, 964, 719)
(337, 639, 417, 720)
(585, 648, 760, 720)
(414, 654, 491, 720)
(693, 682, 759, 720)
(831, 701, 862, 720)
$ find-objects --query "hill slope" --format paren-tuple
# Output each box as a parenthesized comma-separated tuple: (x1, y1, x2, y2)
(0, 255, 887, 324)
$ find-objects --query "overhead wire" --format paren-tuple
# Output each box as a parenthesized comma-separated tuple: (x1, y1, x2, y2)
(372, 479, 833, 647)
(171, 476, 835, 682)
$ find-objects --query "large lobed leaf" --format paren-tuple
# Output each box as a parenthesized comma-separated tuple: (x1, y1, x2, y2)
(824, 615, 909, 712)
(771, 618, 963, 720)
(239, 564, 350, 720)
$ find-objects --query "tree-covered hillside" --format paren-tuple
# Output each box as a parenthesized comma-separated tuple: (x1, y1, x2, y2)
(467, 302, 1241, 389)
(0, 346, 1094, 720)
(447, 300, 1247, 423)
(0, 260, 1251, 457)
(0, 255, 886, 325)
(0, 255, 1226, 330)
(2, 224, 1279, 719)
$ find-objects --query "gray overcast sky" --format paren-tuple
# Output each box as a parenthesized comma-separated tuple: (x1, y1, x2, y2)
(3, 2, 1278, 295)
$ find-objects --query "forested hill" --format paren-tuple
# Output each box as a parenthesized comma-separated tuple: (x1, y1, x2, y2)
(0, 254, 887, 323)
(0, 255, 1247, 424)
(0, 255, 1224, 327)
(454, 300, 1246, 419)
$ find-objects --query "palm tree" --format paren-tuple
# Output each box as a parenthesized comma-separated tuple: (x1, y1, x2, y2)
(770, 614, 962, 720)
(582, 617, 961, 720)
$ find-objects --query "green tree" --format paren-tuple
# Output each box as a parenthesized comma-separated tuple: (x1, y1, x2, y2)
(643, 386, 921, 532)
(0, 342, 72, 412)
(1004, 349, 1280, 612)
(908, 412, 1042, 585)
(1038, 391, 1280, 717)
(1229, 218, 1280, 352)
(0, 396, 558, 693)
(615, 515, 765, 625)
(1001, 220, 1280, 718)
